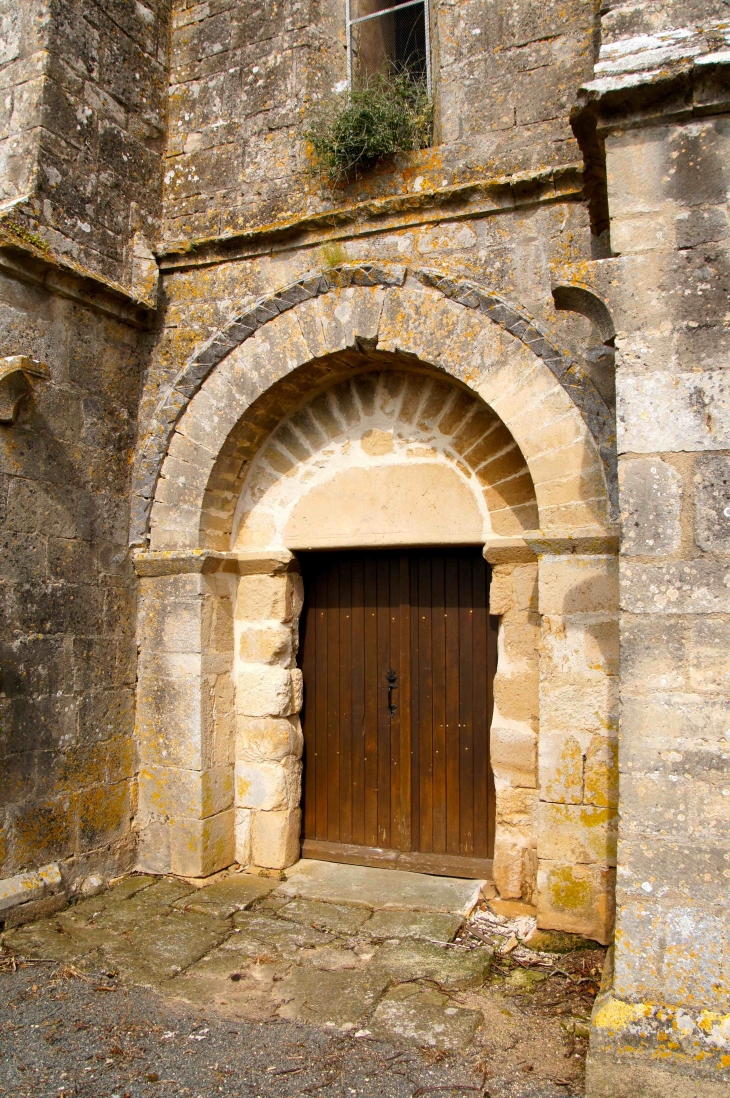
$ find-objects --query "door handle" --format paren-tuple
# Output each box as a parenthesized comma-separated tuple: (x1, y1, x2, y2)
(386, 668, 397, 716)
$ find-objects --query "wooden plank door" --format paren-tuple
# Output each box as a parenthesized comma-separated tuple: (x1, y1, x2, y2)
(299, 549, 496, 879)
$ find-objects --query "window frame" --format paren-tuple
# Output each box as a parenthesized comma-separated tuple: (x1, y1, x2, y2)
(345, 0, 432, 94)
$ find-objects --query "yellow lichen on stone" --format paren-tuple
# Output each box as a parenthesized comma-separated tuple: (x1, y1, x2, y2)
(592, 997, 651, 1032)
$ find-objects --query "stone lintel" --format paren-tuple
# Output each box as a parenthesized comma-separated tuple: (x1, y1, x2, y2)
(134, 548, 296, 577)
(523, 528, 619, 557)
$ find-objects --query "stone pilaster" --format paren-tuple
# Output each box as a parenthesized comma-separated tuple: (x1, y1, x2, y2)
(526, 531, 620, 946)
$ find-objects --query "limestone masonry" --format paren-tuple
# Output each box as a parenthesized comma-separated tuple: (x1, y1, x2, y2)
(0, 1, 728, 1094)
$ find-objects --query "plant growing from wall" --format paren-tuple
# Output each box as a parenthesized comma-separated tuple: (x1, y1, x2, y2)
(305, 73, 433, 185)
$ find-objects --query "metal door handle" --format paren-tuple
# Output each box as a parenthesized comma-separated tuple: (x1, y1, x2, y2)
(386, 668, 397, 716)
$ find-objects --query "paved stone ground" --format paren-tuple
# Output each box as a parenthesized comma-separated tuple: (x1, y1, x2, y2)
(0, 869, 605, 1096)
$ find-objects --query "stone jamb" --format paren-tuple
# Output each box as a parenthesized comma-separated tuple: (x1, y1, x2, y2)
(133, 549, 296, 877)
(483, 538, 540, 904)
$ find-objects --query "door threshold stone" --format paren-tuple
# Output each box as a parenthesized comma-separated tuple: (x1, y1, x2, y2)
(270, 859, 485, 916)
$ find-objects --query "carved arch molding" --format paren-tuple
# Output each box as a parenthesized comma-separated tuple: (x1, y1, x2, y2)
(132, 264, 616, 548)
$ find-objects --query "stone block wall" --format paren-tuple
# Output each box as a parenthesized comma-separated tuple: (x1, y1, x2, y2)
(0, 268, 142, 892)
(161, 0, 598, 247)
(607, 110, 730, 1020)
(576, 6, 730, 1092)
(0, 0, 170, 291)
(164, 0, 343, 246)
(0, 1, 48, 207)
(136, 560, 236, 878)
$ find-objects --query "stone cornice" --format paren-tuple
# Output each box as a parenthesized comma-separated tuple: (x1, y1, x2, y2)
(156, 165, 584, 274)
(0, 222, 155, 329)
(574, 30, 730, 136)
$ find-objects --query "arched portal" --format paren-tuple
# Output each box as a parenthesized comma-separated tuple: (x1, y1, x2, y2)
(230, 362, 538, 879)
(134, 270, 619, 945)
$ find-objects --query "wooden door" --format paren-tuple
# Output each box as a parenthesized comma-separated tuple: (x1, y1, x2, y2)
(299, 549, 497, 879)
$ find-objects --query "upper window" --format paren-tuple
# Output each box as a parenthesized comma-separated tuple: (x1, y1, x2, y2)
(346, 0, 431, 92)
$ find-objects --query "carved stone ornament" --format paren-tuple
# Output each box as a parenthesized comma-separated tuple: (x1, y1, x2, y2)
(0, 356, 49, 424)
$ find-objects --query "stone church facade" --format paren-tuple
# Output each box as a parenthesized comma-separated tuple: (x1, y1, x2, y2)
(0, 1, 728, 1093)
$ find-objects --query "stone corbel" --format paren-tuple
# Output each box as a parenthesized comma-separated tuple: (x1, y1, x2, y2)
(132, 547, 296, 577)
(0, 356, 49, 424)
(482, 537, 537, 565)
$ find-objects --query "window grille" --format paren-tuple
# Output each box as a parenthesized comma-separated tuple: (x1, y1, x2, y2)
(346, 0, 431, 93)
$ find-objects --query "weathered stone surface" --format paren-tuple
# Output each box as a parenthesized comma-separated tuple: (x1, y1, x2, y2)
(537, 861, 615, 945)
(236, 716, 303, 763)
(368, 983, 484, 1051)
(1, 892, 68, 929)
(373, 939, 493, 990)
(278, 898, 371, 936)
(363, 910, 463, 943)
(173, 872, 278, 915)
(619, 458, 682, 556)
(61, 877, 194, 930)
(523, 927, 601, 953)
(618, 370, 730, 453)
(250, 808, 301, 870)
(694, 454, 730, 554)
(109, 911, 231, 983)
(0, 862, 62, 912)
(235, 757, 301, 812)
(273, 861, 483, 914)
(274, 966, 390, 1026)
(236, 667, 302, 719)
(232, 911, 336, 956)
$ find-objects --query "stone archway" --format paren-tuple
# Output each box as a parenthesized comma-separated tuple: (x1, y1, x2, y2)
(228, 361, 540, 885)
(133, 268, 619, 944)
(233, 365, 538, 552)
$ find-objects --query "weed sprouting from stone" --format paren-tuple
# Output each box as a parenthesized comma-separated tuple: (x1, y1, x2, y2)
(305, 73, 433, 186)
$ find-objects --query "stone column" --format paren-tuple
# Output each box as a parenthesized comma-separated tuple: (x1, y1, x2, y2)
(526, 531, 620, 946)
(234, 564, 304, 870)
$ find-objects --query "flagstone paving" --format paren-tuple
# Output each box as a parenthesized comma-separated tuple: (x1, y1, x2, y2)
(0, 863, 606, 1095)
(3, 865, 490, 1051)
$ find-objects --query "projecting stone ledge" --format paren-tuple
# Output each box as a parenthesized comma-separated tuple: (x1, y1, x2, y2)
(0, 863, 66, 928)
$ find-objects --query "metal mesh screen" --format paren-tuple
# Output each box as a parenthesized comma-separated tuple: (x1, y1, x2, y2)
(348, 0, 429, 90)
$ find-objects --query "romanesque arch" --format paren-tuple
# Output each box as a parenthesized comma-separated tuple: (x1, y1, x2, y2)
(133, 267, 619, 946)
(131, 263, 615, 550)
